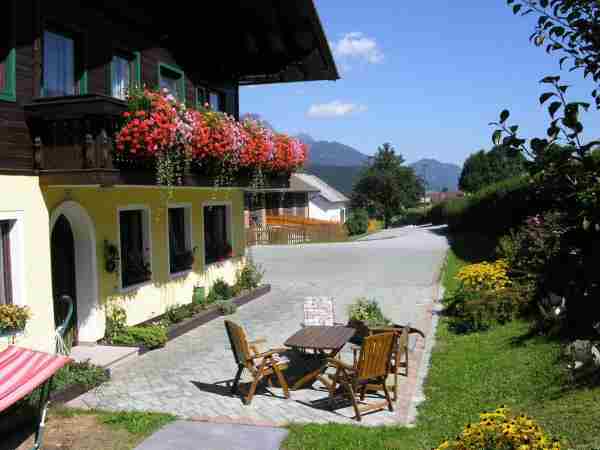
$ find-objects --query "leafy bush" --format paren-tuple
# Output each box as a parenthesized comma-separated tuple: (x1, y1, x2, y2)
(497, 212, 567, 287)
(105, 305, 128, 342)
(112, 325, 168, 349)
(435, 406, 561, 450)
(0, 304, 31, 332)
(446, 285, 532, 334)
(164, 304, 192, 325)
(235, 261, 264, 292)
(53, 360, 109, 391)
(445, 260, 532, 333)
(208, 278, 235, 303)
(345, 208, 369, 236)
(348, 297, 391, 328)
(216, 300, 237, 315)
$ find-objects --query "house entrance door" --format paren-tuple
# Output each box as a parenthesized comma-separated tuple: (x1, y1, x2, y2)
(51, 214, 78, 346)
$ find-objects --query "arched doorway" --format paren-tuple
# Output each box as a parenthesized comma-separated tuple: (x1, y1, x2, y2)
(51, 215, 78, 344)
(50, 201, 100, 343)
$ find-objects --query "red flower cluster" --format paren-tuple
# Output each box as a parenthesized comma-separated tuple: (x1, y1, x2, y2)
(115, 89, 307, 174)
(239, 119, 274, 168)
(268, 133, 308, 172)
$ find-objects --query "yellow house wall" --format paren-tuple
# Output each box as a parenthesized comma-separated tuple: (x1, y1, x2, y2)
(0, 176, 55, 353)
(43, 185, 246, 342)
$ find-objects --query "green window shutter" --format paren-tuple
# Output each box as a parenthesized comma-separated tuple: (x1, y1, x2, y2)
(134, 51, 141, 87)
(78, 70, 88, 95)
(0, 47, 16, 102)
(158, 62, 185, 104)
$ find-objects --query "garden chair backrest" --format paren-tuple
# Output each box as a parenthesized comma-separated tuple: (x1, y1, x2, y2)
(303, 297, 335, 326)
(356, 332, 395, 381)
(225, 320, 251, 367)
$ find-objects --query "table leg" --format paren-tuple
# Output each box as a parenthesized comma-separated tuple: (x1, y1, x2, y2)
(292, 366, 324, 390)
(291, 348, 342, 390)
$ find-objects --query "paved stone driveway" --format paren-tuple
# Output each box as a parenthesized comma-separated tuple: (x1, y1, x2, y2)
(73, 226, 448, 426)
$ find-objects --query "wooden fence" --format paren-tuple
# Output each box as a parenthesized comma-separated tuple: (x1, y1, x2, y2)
(246, 220, 348, 246)
(266, 215, 341, 227)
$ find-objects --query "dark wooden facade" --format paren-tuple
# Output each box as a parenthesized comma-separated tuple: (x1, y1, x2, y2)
(0, 0, 338, 184)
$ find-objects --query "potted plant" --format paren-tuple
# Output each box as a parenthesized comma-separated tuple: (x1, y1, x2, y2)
(192, 285, 205, 306)
(103, 240, 120, 274)
(0, 305, 31, 336)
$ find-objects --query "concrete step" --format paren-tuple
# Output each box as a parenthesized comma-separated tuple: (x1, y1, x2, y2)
(70, 344, 140, 371)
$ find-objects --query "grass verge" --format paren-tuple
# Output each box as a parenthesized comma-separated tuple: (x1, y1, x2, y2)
(283, 232, 600, 450)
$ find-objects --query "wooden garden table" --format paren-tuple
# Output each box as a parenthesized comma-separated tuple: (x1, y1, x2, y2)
(285, 326, 355, 390)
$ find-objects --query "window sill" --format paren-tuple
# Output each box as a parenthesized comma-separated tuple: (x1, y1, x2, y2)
(205, 256, 235, 267)
(169, 269, 193, 280)
(119, 279, 152, 294)
(0, 92, 16, 103)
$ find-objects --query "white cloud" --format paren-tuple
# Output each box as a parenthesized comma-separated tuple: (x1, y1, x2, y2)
(331, 32, 384, 65)
(306, 100, 367, 119)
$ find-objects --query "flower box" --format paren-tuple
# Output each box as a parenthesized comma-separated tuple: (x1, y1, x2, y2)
(114, 88, 306, 187)
(0, 305, 31, 337)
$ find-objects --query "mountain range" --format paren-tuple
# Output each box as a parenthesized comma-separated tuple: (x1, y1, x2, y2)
(297, 134, 461, 195)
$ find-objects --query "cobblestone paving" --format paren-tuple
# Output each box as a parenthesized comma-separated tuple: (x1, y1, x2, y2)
(73, 227, 448, 426)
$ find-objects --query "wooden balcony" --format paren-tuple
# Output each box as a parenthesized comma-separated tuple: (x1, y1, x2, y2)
(22, 95, 291, 189)
(24, 94, 124, 186)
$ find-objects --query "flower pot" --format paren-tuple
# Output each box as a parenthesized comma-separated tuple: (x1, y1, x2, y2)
(193, 286, 205, 305)
(0, 328, 24, 339)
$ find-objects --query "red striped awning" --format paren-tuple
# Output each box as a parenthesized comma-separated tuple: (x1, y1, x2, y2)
(0, 346, 71, 412)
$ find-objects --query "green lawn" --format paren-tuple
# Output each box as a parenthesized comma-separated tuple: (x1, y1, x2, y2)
(283, 233, 600, 450)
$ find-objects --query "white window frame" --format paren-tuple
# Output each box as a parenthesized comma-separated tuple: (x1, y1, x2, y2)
(201, 201, 233, 267)
(167, 203, 193, 279)
(0, 211, 25, 306)
(117, 205, 152, 293)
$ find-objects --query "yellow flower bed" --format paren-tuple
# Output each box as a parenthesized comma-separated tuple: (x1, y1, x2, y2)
(456, 260, 511, 292)
(367, 219, 382, 232)
(435, 407, 561, 450)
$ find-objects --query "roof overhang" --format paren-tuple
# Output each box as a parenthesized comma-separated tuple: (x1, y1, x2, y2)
(93, 1, 339, 85)
(243, 187, 319, 194)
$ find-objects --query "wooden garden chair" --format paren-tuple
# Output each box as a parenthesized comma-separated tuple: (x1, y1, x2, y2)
(224, 320, 290, 405)
(351, 323, 425, 401)
(327, 332, 395, 421)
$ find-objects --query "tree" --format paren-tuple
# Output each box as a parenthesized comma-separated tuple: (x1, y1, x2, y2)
(351, 143, 424, 229)
(487, 0, 600, 333)
(459, 146, 526, 193)
(509, 0, 600, 109)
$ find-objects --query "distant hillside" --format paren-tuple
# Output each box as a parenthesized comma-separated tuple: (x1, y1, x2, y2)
(304, 165, 363, 196)
(410, 159, 461, 192)
(297, 134, 370, 167)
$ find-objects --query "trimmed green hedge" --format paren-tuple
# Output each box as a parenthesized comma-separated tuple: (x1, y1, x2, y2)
(392, 207, 429, 226)
(112, 325, 168, 349)
(425, 176, 548, 237)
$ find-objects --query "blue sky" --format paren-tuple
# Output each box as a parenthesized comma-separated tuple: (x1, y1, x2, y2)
(240, 1, 600, 166)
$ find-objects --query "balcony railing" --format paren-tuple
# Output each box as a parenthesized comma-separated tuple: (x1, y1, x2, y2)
(25, 95, 125, 171)
(23, 94, 292, 188)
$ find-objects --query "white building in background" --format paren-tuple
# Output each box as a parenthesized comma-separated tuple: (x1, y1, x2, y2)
(291, 173, 349, 223)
